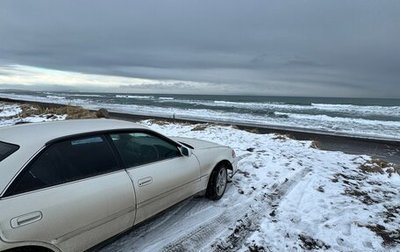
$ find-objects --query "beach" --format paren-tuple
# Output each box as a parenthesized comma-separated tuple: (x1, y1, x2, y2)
(1, 96, 399, 164)
(0, 99, 399, 251)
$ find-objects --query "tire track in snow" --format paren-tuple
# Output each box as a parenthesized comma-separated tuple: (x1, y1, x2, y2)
(212, 167, 312, 251)
(162, 203, 248, 252)
(100, 197, 213, 251)
(162, 167, 312, 252)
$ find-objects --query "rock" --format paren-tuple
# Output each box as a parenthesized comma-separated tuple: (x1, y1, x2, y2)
(14, 121, 30, 125)
(96, 108, 109, 118)
(191, 124, 208, 131)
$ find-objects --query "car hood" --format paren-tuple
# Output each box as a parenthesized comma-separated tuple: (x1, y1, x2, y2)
(170, 137, 223, 150)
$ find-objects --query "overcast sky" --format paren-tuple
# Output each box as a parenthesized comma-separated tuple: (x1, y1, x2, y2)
(0, 0, 399, 97)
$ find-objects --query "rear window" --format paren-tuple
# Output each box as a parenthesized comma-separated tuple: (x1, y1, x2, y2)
(0, 141, 19, 162)
(5, 135, 119, 196)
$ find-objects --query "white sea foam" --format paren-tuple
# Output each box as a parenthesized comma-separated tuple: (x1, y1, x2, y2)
(275, 112, 400, 127)
(158, 97, 174, 100)
(311, 103, 400, 117)
(159, 99, 291, 111)
(214, 100, 284, 108)
(69, 94, 104, 97)
(46, 95, 66, 100)
(213, 100, 284, 110)
(115, 95, 154, 99)
(161, 99, 400, 118)
(161, 99, 311, 111)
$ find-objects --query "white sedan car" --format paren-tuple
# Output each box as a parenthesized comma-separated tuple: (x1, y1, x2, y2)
(0, 119, 237, 252)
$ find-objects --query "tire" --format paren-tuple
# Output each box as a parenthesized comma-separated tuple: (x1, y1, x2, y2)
(5, 247, 52, 252)
(206, 165, 228, 200)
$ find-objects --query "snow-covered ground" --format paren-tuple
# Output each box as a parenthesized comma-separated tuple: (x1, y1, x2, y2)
(101, 120, 400, 252)
(0, 103, 66, 126)
(0, 103, 398, 251)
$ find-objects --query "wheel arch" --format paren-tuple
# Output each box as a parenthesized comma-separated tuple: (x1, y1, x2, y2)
(214, 160, 233, 171)
(208, 159, 234, 183)
(207, 159, 233, 186)
(3, 245, 56, 252)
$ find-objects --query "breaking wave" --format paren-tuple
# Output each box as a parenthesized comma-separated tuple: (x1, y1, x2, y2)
(115, 95, 154, 99)
(0, 92, 399, 140)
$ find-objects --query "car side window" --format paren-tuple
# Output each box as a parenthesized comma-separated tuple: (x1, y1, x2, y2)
(0, 141, 19, 162)
(5, 135, 119, 196)
(110, 132, 181, 168)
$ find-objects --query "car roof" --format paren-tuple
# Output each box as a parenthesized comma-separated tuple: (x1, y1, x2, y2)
(0, 119, 148, 146)
(0, 119, 149, 196)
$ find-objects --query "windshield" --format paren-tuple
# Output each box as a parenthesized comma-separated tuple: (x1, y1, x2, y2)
(0, 141, 19, 162)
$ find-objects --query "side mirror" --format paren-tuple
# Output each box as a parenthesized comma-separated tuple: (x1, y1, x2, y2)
(179, 146, 191, 157)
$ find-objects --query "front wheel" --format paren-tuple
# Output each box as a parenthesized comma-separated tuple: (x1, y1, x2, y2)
(206, 165, 228, 200)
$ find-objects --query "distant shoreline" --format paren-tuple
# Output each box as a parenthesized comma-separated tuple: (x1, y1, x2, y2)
(1, 96, 399, 163)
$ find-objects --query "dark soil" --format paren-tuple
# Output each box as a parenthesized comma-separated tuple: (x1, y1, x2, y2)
(343, 189, 378, 205)
(360, 224, 400, 246)
(298, 234, 331, 250)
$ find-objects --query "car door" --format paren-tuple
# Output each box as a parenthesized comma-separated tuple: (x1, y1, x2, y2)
(0, 135, 136, 252)
(110, 131, 201, 224)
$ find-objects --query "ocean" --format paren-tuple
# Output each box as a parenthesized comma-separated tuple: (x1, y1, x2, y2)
(1, 90, 399, 140)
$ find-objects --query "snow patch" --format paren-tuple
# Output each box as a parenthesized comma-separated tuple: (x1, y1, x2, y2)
(0, 102, 67, 126)
(0, 104, 22, 117)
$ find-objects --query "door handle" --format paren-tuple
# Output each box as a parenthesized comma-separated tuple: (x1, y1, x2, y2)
(11, 211, 43, 228)
(138, 177, 153, 187)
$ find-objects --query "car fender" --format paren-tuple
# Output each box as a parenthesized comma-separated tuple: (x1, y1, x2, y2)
(0, 236, 61, 252)
(192, 147, 236, 190)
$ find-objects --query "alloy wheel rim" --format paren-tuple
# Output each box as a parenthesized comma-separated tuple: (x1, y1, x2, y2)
(216, 168, 227, 196)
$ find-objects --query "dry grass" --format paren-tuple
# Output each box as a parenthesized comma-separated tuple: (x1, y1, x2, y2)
(272, 133, 293, 141)
(310, 140, 321, 149)
(19, 104, 98, 119)
(243, 128, 263, 134)
(360, 159, 400, 176)
(191, 124, 209, 131)
(148, 119, 172, 125)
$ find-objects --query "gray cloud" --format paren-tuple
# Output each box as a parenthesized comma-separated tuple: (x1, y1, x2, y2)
(0, 0, 399, 97)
